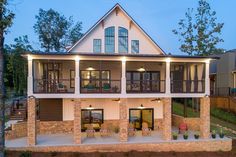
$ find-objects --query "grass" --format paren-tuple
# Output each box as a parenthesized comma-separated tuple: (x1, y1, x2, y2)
(211, 108, 236, 125)
(172, 102, 199, 117)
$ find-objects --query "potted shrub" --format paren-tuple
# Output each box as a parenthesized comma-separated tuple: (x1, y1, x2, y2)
(211, 130, 216, 139)
(194, 132, 200, 139)
(219, 128, 225, 138)
(172, 132, 178, 140)
(183, 131, 188, 140)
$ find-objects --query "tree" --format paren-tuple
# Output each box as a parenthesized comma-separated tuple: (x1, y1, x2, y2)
(173, 0, 224, 56)
(34, 9, 83, 52)
(67, 21, 83, 45)
(0, 0, 14, 157)
(5, 36, 32, 95)
(34, 9, 70, 52)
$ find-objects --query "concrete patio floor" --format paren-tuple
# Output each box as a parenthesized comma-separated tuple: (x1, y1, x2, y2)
(5, 129, 229, 148)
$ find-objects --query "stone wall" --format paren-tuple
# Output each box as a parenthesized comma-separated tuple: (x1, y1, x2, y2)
(6, 139, 232, 152)
(172, 114, 200, 131)
(6, 120, 120, 140)
(154, 119, 163, 130)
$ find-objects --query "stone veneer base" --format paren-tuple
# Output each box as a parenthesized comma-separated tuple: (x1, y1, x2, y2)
(6, 139, 232, 152)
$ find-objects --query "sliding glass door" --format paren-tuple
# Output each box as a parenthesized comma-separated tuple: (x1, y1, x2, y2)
(81, 109, 103, 131)
(129, 108, 154, 130)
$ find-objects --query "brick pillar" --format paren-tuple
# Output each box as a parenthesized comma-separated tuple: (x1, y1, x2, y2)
(163, 98, 171, 140)
(200, 97, 210, 139)
(74, 99, 81, 144)
(119, 99, 128, 142)
(27, 97, 36, 146)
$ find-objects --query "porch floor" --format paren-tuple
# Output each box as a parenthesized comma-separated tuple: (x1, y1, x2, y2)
(5, 129, 228, 148)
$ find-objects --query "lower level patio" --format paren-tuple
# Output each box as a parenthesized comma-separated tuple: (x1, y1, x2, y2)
(6, 130, 232, 152)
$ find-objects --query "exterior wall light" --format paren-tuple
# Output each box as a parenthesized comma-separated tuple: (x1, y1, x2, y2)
(138, 104, 145, 109)
(87, 105, 94, 110)
(122, 56, 126, 62)
(166, 58, 171, 63)
(75, 55, 80, 61)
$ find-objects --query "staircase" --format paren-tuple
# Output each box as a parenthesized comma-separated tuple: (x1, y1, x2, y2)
(10, 107, 27, 120)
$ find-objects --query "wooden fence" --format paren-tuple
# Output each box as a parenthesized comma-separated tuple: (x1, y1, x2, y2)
(210, 96, 236, 113)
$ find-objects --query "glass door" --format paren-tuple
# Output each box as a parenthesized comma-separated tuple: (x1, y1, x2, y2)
(129, 108, 154, 130)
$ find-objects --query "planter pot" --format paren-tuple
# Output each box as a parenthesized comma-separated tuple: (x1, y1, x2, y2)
(212, 134, 216, 139)
(183, 135, 188, 140)
(173, 136, 178, 140)
(219, 134, 224, 138)
(194, 134, 199, 139)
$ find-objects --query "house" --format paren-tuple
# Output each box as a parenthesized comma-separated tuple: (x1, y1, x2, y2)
(5, 4, 232, 152)
(210, 50, 236, 96)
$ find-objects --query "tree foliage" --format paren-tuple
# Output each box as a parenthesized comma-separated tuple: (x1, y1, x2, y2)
(34, 8, 83, 52)
(173, 0, 224, 56)
(4, 36, 32, 95)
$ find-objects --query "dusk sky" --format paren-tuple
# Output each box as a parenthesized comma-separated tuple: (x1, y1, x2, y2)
(5, 0, 236, 55)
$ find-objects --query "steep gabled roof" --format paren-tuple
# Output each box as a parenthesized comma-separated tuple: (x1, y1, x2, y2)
(68, 3, 166, 55)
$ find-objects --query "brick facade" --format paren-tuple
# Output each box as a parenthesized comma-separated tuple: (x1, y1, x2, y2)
(74, 99, 82, 144)
(119, 99, 128, 142)
(27, 97, 36, 146)
(163, 98, 171, 140)
(200, 97, 210, 139)
(172, 115, 200, 131)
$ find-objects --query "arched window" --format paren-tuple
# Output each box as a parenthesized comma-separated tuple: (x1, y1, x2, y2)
(105, 27, 115, 53)
(118, 27, 128, 53)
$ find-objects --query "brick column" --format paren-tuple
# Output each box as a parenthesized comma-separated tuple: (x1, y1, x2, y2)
(200, 97, 210, 139)
(119, 99, 128, 142)
(27, 97, 36, 146)
(74, 99, 81, 144)
(163, 98, 171, 140)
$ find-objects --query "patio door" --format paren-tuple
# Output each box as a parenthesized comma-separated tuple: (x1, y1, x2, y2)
(129, 108, 154, 130)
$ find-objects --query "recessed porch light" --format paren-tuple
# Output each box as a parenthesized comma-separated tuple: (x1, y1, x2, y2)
(86, 66, 94, 71)
(138, 66, 145, 72)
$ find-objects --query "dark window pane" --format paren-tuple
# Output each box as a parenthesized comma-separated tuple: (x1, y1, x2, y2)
(105, 27, 115, 53)
(131, 40, 139, 53)
(118, 27, 128, 53)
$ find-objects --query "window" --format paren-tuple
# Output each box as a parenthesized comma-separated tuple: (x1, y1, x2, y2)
(131, 40, 139, 53)
(93, 39, 101, 53)
(118, 27, 128, 53)
(172, 98, 200, 118)
(81, 109, 103, 131)
(105, 27, 115, 53)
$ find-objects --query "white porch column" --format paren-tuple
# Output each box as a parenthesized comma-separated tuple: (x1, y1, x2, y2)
(205, 60, 210, 95)
(75, 57, 80, 95)
(121, 59, 126, 95)
(27, 55, 33, 96)
(165, 59, 171, 94)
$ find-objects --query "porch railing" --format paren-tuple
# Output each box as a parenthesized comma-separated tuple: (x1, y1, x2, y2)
(126, 80, 165, 93)
(80, 79, 121, 93)
(33, 79, 75, 93)
(171, 80, 205, 93)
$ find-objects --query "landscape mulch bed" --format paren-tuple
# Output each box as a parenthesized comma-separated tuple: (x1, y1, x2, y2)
(6, 139, 236, 157)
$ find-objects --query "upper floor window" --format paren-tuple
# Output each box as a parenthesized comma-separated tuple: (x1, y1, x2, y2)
(131, 40, 139, 53)
(93, 39, 101, 53)
(105, 27, 115, 53)
(118, 27, 128, 53)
